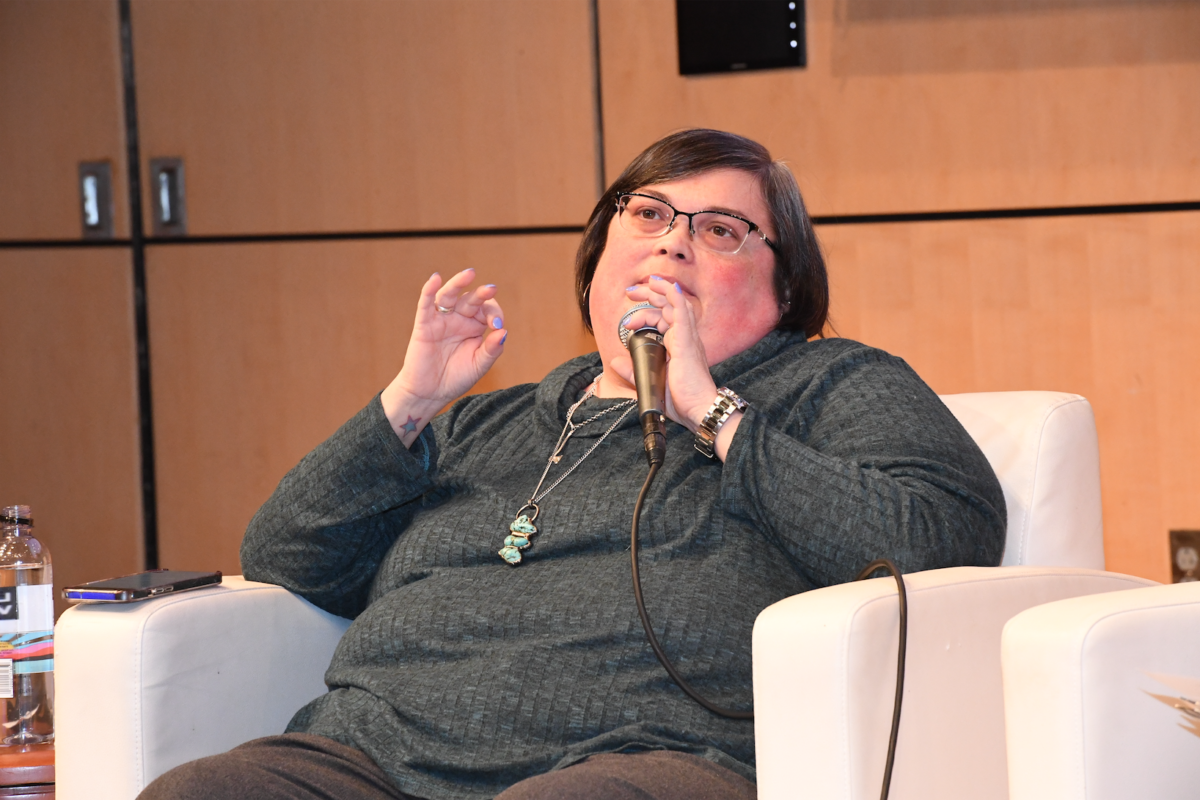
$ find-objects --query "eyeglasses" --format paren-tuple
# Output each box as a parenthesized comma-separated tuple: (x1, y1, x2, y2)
(616, 193, 778, 255)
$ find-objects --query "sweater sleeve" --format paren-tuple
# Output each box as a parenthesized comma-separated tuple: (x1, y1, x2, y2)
(720, 343, 1007, 589)
(239, 394, 438, 618)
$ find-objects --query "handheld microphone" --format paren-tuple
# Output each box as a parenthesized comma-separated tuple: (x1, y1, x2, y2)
(618, 303, 667, 467)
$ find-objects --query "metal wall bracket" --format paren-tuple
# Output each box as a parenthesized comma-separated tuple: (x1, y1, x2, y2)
(149, 157, 187, 237)
(79, 161, 115, 239)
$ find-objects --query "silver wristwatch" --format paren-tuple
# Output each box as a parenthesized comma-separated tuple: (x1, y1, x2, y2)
(694, 387, 748, 458)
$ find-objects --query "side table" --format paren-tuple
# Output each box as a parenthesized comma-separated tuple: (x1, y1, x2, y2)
(0, 743, 53, 799)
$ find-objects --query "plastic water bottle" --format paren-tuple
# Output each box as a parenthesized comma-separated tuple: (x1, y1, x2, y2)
(0, 506, 54, 745)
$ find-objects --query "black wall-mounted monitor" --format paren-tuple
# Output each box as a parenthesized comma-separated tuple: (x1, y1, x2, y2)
(677, 0, 806, 76)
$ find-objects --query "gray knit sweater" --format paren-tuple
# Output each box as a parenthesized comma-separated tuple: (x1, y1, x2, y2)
(240, 331, 1006, 800)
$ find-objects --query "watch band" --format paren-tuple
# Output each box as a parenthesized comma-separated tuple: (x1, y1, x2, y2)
(694, 387, 748, 458)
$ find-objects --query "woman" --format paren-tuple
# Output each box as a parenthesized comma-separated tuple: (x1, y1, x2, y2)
(144, 130, 1005, 800)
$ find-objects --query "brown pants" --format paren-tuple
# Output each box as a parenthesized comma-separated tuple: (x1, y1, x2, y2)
(138, 733, 757, 800)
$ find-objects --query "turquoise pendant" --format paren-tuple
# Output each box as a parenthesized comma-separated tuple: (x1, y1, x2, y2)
(499, 511, 538, 566)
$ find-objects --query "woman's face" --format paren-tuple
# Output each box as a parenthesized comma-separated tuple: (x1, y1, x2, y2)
(589, 168, 782, 370)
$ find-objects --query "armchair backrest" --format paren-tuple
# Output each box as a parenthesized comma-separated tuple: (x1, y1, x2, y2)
(940, 391, 1105, 569)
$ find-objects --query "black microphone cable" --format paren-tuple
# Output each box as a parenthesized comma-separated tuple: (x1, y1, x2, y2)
(630, 462, 909, 800)
(630, 460, 753, 720)
(855, 557, 908, 800)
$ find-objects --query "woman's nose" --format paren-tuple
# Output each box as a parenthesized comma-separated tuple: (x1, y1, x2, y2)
(657, 218, 695, 260)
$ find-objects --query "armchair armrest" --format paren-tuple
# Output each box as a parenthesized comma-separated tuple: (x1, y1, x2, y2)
(55, 576, 351, 800)
(752, 566, 1156, 800)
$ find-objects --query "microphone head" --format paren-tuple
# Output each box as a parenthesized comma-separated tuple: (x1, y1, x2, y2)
(618, 302, 657, 350)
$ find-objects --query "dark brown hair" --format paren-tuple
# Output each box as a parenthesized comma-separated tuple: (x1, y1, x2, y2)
(574, 128, 828, 337)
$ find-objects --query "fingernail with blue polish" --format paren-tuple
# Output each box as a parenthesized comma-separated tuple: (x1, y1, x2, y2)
(500, 332, 508, 345)
(675, 282, 682, 292)
(493, 318, 503, 329)
(651, 275, 663, 281)
(484, 284, 496, 289)
(626, 285, 638, 291)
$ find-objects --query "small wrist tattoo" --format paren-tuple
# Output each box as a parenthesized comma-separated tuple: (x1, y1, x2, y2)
(399, 415, 421, 434)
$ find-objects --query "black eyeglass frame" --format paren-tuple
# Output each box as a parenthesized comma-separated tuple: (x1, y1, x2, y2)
(616, 192, 780, 255)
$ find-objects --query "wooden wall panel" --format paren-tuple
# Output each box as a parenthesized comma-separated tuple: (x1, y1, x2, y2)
(0, 248, 143, 617)
(131, 0, 598, 236)
(816, 210, 1200, 583)
(0, 0, 128, 240)
(599, 0, 1200, 215)
(147, 234, 593, 574)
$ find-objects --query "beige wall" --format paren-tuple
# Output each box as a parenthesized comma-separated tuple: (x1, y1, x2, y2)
(0, 249, 144, 617)
(129, 0, 598, 234)
(600, 0, 1200, 214)
(0, 0, 128, 240)
(1, 0, 1196, 596)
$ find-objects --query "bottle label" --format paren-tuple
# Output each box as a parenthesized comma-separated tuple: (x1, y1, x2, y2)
(0, 586, 54, 694)
(0, 585, 53, 633)
(0, 631, 53, 680)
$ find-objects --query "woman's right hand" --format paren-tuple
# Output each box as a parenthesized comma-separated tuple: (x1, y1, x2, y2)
(381, 269, 507, 446)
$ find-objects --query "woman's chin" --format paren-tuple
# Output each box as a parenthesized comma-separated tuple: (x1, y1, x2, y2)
(594, 367, 637, 399)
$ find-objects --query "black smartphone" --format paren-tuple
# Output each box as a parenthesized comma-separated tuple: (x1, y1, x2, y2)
(62, 569, 222, 604)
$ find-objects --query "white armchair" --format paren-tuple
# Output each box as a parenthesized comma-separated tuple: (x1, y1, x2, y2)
(1003, 580, 1200, 800)
(55, 391, 1152, 800)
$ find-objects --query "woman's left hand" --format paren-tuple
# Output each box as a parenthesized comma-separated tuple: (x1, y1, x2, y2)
(607, 277, 719, 434)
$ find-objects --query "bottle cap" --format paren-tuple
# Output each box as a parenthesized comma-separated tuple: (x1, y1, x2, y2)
(0, 505, 33, 527)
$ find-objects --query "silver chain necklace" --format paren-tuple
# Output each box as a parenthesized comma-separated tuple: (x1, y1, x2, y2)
(498, 377, 636, 566)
